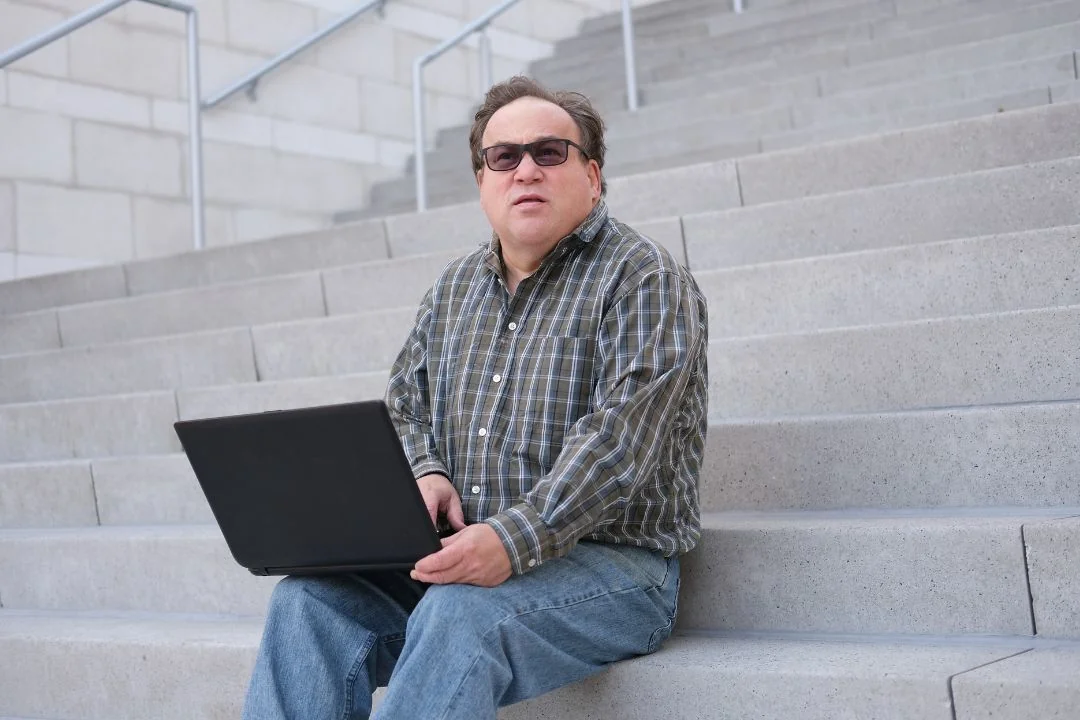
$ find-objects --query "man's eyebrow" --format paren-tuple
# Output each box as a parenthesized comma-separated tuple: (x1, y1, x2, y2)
(485, 134, 562, 146)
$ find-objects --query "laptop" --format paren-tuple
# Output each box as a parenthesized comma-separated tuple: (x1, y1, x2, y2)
(174, 400, 442, 576)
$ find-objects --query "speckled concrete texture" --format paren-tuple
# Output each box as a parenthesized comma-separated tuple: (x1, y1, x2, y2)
(0, 526, 276, 615)
(0, 613, 261, 720)
(91, 454, 211, 526)
(606, 160, 741, 222)
(123, 219, 388, 296)
(0, 461, 97, 528)
(322, 249, 462, 315)
(697, 225, 1080, 337)
(384, 202, 490, 258)
(250, 309, 414, 381)
(0, 392, 180, 463)
(1024, 517, 1080, 639)
(503, 635, 1020, 720)
(56, 272, 327, 348)
(0, 328, 257, 404)
(736, 100, 1080, 205)
(684, 157, 1080, 270)
(708, 305, 1080, 418)
(0, 309, 59, 355)
(953, 647, 1080, 719)
(0, 264, 126, 316)
(176, 371, 390, 421)
(699, 402, 1080, 511)
(678, 514, 1035, 634)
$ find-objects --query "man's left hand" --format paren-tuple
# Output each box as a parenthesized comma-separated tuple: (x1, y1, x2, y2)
(411, 523, 512, 587)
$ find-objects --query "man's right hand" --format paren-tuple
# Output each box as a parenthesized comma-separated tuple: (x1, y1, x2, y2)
(416, 473, 467, 532)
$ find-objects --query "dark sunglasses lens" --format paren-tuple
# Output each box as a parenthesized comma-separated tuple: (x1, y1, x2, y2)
(486, 145, 523, 171)
(532, 139, 569, 166)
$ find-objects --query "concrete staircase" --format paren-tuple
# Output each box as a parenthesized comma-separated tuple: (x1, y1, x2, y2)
(348, 0, 1080, 218)
(1, 0, 1080, 717)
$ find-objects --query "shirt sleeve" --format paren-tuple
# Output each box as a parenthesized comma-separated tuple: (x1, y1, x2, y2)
(485, 267, 709, 574)
(385, 287, 450, 480)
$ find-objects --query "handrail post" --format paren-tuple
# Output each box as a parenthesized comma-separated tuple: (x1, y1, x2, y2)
(621, 0, 638, 112)
(413, 58, 427, 213)
(477, 27, 492, 98)
(186, 8, 205, 250)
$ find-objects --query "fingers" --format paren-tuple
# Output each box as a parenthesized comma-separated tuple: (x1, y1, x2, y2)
(414, 541, 462, 575)
(446, 495, 467, 530)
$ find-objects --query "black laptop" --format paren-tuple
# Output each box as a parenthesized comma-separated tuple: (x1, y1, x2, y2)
(174, 400, 441, 576)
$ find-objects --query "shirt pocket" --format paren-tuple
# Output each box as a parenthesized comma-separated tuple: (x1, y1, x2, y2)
(513, 335, 594, 471)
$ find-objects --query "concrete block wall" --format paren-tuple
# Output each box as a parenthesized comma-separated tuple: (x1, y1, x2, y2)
(0, 0, 660, 279)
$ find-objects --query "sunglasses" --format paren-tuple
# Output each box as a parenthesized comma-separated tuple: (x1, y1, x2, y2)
(480, 138, 590, 172)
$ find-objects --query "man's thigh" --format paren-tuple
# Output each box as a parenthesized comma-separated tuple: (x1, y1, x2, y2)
(406, 541, 680, 703)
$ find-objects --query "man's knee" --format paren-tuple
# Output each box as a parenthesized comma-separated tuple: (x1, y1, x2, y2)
(407, 584, 508, 638)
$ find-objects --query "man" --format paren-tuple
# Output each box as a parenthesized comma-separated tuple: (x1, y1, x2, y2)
(243, 76, 709, 719)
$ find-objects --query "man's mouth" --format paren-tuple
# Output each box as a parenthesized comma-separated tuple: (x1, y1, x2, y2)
(513, 195, 545, 206)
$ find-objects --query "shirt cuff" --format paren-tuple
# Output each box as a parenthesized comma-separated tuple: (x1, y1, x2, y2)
(485, 502, 555, 575)
(411, 459, 450, 481)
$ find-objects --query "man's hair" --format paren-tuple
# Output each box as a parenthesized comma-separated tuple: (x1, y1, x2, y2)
(468, 76, 607, 195)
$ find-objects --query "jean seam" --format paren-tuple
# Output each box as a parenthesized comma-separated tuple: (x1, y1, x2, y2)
(342, 631, 377, 720)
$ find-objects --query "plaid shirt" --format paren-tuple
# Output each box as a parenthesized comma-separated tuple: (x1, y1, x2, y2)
(386, 200, 709, 575)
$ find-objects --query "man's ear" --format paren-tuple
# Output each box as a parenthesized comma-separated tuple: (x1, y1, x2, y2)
(588, 160, 602, 200)
(475, 168, 484, 188)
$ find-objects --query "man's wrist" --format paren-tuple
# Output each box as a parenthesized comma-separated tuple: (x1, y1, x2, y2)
(484, 503, 554, 574)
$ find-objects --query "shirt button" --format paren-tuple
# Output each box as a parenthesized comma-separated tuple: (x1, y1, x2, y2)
(492, 374, 501, 383)
(471, 485, 481, 494)
(478, 428, 487, 437)
(527, 559, 537, 568)
(507, 321, 518, 331)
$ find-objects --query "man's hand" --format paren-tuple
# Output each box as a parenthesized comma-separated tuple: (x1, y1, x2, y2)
(411, 523, 512, 587)
(416, 473, 466, 532)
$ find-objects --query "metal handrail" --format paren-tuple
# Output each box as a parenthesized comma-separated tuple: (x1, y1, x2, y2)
(0, 0, 205, 251)
(203, 0, 388, 109)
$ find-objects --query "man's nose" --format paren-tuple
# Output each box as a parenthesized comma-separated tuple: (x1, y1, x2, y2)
(513, 151, 543, 181)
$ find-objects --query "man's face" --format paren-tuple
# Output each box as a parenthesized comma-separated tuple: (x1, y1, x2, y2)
(477, 97, 602, 257)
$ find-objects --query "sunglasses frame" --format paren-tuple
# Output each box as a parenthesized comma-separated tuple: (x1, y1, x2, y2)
(479, 138, 590, 172)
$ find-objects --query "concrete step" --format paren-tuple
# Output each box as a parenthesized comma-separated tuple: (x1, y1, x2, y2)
(381, 99, 1080, 226)
(710, 305, 1080, 418)
(6, 387, 1078, 527)
(0, 328, 258, 404)
(0, 250, 462, 351)
(2, 510, 1075, 636)
(0, 368, 391, 464)
(0, 219, 388, 318)
(541, 0, 944, 80)
(703, 401, 1080, 512)
(516, 636, 1080, 720)
(9, 100, 1076, 318)
(5, 268, 1073, 412)
(0, 455, 210, 529)
(573, 6, 1080, 116)
(387, 76, 1077, 215)
(757, 85, 1057, 153)
(685, 156, 1080, 269)
(0, 391, 181, 463)
(550, 0, 1080, 91)
(5, 614, 1075, 720)
(698, 225, 1080, 338)
(0, 611, 261, 720)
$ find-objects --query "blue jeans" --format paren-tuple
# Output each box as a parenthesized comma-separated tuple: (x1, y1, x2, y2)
(242, 541, 680, 720)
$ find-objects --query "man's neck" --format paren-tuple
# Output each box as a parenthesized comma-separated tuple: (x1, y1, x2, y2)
(501, 251, 542, 296)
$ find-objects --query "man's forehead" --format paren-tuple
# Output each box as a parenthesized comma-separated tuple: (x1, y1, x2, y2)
(482, 97, 579, 145)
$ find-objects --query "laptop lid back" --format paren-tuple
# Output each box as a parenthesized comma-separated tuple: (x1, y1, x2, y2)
(175, 400, 440, 575)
